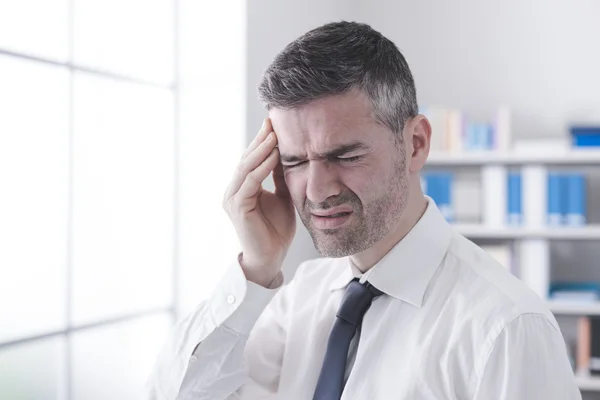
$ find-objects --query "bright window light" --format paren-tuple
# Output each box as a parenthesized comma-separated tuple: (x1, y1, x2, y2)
(71, 73, 174, 326)
(0, 56, 69, 342)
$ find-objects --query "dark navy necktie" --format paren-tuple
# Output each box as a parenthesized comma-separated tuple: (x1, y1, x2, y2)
(312, 279, 383, 400)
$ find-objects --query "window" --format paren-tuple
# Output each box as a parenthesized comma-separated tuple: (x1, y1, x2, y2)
(0, 56, 69, 343)
(71, 74, 174, 326)
(72, 0, 173, 85)
(0, 1, 246, 398)
(0, 2, 176, 399)
(0, 0, 69, 61)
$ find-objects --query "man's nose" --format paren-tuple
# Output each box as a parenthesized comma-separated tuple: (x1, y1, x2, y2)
(306, 161, 342, 204)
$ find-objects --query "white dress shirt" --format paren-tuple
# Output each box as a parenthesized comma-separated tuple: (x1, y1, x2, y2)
(146, 198, 581, 400)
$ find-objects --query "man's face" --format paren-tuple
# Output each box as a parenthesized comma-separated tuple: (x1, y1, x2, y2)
(269, 90, 410, 257)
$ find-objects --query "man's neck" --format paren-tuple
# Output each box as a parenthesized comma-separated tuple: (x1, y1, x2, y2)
(350, 191, 428, 273)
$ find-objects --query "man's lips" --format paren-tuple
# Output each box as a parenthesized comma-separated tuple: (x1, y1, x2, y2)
(310, 207, 353, 229)
(310, 206, 353, 217)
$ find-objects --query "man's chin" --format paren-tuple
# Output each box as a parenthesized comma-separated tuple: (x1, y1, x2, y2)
(309, 230, 363, 258)
(314, 245, 353, 258)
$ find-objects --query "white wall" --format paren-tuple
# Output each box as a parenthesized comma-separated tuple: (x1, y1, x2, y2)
(246, 0, 358, 278)
(356, 0, 600, 138)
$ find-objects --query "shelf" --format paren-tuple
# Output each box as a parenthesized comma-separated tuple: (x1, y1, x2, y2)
(427, 150, 600, 166)
(453, 224, 600, 240)
(576, 375, 600, 391)
(548, 301, 600, 316)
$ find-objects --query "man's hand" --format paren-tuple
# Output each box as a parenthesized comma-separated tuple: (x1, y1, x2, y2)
(223, 118, 296, 287)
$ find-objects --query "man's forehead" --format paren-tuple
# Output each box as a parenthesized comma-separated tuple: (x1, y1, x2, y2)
(273, 117, 366, 157)
(270, 105, 374, 151)
(269, 91, 373, 130)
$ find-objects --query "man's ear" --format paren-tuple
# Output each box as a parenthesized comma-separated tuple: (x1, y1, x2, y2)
(405, 115, 431, 173)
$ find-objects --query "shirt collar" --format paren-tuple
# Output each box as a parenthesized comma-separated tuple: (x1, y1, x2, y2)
(328, 196, 453, 308)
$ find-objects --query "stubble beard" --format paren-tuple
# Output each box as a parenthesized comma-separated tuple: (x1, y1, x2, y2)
(299, 160, 409, 258)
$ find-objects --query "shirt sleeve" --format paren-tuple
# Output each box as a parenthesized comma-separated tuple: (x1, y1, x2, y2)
(144, 257, 287, 400)
(473, 313, 582, 400)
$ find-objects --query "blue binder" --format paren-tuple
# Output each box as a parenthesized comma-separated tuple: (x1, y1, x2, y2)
(507, 172, 522, 225)
(565, 173, 587, 226)
(424, 172, 454, 222)
(547, 173, 564, 226)
(571, 126, 600, 148)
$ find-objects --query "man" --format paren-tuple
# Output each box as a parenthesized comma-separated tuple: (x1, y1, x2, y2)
(147, 21, 581, 399)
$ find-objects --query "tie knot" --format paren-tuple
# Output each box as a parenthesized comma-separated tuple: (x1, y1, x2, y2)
(365, 281, 383, 297)
(336, 279, 382, 325)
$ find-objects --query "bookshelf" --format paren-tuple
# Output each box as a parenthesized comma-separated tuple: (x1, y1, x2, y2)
(427, 147, 600, 389)
(547, 301, 600, 316)
(423, 107, 600, 390)
(576, 375, 600, 391)
(427, 150, 600, 166)
(454, 224, 600, 240)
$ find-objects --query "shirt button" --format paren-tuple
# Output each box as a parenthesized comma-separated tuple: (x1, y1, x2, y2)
(227, 295, 236, 304)
(190, 355, 198, 363)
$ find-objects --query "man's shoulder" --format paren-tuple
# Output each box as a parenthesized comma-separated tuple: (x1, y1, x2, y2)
(436, 233, 557, 330)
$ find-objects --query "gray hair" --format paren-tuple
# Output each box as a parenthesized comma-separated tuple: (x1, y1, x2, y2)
(258, 21, 418, 134)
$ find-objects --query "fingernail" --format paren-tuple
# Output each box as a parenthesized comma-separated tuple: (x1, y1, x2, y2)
(261, 119, 266, 129)
(267, 132, 275, 142)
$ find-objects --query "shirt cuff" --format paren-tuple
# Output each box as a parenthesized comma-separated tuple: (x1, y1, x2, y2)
(209, 255, 282, 335)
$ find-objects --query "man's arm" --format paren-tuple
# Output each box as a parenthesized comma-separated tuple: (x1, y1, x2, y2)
(473, 314, 582, 400)
(145, 260, 286, 400)
(145, 116, 297, 399)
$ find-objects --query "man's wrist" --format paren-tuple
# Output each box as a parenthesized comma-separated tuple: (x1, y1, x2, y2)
(239, 253, 283, 288)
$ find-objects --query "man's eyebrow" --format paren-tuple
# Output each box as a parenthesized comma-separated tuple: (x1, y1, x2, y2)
(280, 141, 369, 163)
(323, 142, 369, 158)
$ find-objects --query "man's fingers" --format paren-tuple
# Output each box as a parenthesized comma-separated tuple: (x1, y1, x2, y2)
(226, 132, 277, 200)
(236, 147, 280, 201)
(273, 160, 290, 198)
(242, 132, 278, 173)
(241, 118, 273, 160)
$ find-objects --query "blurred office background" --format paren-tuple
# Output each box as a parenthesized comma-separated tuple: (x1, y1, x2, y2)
(2, 0, 600, 399)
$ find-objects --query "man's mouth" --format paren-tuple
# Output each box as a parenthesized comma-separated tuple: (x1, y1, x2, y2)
(317, 212, 351, 218)
(310, 210, 353, 229)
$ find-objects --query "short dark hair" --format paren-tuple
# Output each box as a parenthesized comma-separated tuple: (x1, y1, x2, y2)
(258, 21, 418, 134)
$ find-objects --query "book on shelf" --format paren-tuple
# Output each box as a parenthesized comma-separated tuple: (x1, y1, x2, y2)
(577, 315, 600, 376)
(566, 173, 587, 226)
(446, 109, 463, 152)
(494, 107, 511, 151)
(547, 172, 587, 227)
(464, 122, 493, 151)
(453, 174, 481, 223)
(481, 166, 507, 227)
(421, 172, 454, 222)
(427, 126, 600, 158)
(422, 169, 588, 228)
(550, 282, 600, 303)
(577, 317, 591, 375)
(571, 126, 600, 148)
(420, 106, 511, 153)
(547, 173, 564, 226)
(507, 172, 522, 226)
(421, 172, 480, 224)
(518, 239, 549, 299)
